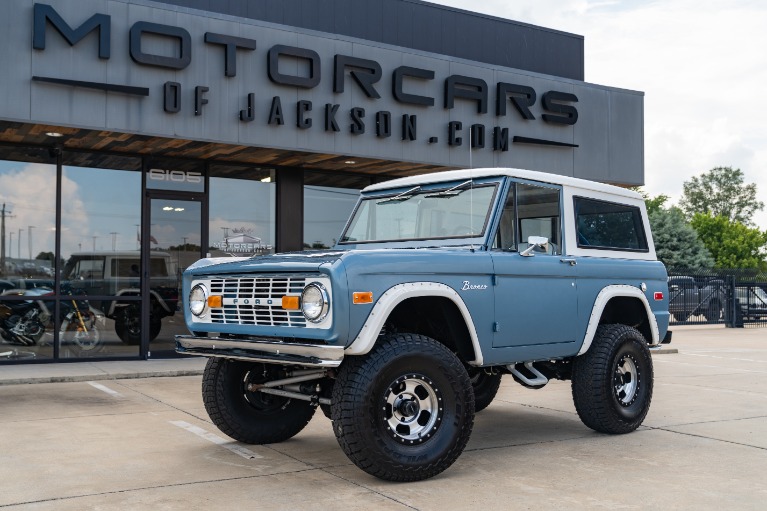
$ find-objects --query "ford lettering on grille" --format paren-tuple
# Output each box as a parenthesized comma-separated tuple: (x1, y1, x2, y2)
(209, 276, 308, 327)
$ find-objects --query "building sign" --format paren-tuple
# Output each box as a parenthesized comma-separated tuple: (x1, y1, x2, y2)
(0, 0, 644, 183)
(31, 2, 579, 152)
(213, 229, 272, 256)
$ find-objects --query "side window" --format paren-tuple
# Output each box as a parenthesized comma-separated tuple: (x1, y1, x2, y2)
(574, 197, 648, 251)
(64, 260, 81, 280)
(76, 259, 104, 280)
(493, 184, 516, 250)
(112, 259, 141, 278)
(150, 258, 169, 277)
(517, 183, 562, 255)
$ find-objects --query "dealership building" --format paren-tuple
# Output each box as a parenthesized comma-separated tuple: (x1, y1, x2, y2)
(0, 0, 644, 363)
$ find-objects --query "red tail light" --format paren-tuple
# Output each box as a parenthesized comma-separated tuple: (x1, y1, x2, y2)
(654, 292, 664, 301)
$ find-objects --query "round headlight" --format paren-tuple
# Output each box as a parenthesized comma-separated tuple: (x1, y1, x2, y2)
(189, 284, 208, 316)
(301, 282, 329, 323)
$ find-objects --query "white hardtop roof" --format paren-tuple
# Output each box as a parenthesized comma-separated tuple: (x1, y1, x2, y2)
(363, 168, 642, 200)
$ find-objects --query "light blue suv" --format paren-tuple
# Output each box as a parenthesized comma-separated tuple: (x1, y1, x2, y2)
(177, 168, 671, 481)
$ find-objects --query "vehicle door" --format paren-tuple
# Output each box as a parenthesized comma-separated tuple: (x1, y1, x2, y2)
(490, 181, 578, 349)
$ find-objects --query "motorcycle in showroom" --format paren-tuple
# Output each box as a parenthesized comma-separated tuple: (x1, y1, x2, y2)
(0, 284, 104, 359)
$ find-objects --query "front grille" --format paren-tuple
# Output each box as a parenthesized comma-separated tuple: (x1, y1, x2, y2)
(209, 276, 308, 327)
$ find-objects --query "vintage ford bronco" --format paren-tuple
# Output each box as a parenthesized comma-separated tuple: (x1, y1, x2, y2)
(176, 168, 671, 481)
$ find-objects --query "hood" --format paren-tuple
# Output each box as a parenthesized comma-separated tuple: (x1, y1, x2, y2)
(186, 250, 347, 275)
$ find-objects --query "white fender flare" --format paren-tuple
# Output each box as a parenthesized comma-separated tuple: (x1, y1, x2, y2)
(577, 285, 660, 356)
(344, 282, 484, 366)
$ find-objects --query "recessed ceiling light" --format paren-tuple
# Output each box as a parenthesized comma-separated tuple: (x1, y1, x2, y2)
(45, 132, 63, 137)
(163, 206, 173, 211)
(260, 177, 272, 183)
(344, 160, 356, 164)
(174, 207, 185, 212)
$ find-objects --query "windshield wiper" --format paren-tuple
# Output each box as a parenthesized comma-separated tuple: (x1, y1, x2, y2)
(377, 186, 421, 204)
(424, 180, 473, 198)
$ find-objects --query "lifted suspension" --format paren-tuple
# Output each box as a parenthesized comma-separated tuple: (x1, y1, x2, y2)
(246, 369, 331, 406)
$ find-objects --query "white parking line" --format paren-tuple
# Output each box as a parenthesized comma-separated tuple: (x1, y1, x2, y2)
(654, 358, 767, 374)
(170, 420, 263, 459)
(87, 381, 123, 398)
(684, 353, 767, 364)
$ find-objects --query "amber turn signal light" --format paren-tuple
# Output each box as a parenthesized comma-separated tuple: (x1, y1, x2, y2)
(207, 295, 223, 308)
(282, 296, 300, 310)
(353, 292, 373, 304)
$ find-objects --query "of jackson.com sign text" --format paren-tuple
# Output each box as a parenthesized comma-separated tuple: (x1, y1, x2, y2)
(31, 3, 579, 151)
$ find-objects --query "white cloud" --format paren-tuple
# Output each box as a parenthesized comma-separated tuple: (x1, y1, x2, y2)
(0, 163, 58, 260)
(429, 0, 767, 229)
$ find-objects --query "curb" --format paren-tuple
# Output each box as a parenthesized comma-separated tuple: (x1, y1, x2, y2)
(650, 347, 678, 354)
(0, 369, 205, 386)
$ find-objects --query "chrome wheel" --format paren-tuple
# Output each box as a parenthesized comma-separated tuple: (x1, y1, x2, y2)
(614, 354, 639, 406)
(383, 374, 442, 444)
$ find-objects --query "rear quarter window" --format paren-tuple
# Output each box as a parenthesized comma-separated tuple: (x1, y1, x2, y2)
(574, 197, 648, 252)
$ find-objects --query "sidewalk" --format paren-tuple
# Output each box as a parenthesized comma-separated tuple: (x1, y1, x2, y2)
(0, 357, 207, 386)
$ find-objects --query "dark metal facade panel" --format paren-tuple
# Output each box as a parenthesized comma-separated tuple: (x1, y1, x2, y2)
(264, 1, 284, 24)
(391, 3, 414, 49)
(152, 0, 584, 80)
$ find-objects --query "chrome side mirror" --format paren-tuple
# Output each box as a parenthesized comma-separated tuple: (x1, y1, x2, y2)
(520, 236, 549, 257)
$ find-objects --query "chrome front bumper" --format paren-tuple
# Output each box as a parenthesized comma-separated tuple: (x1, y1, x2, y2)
(175, 335, 345, 367)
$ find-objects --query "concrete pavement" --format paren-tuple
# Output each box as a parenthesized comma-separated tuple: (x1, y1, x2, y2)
(0, 325, 765, 510)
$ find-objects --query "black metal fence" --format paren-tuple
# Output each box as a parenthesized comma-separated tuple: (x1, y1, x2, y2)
(667, 269, 767, 328)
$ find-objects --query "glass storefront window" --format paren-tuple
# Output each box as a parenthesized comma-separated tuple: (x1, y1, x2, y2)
(303, 183, 363, 250)
(209, 165, 275, 257)
(0, 147, 57, 361)
(60, 154, 142, 358)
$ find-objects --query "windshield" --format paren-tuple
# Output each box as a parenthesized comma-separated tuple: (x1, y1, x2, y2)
(340, 182, 497, 244)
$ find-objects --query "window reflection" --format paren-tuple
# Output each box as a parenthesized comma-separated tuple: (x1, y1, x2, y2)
(209, 165, 275, 257)
(59, 157, 142, 358)
(0, 149, 56, 361)
(304, 185, 360, 249)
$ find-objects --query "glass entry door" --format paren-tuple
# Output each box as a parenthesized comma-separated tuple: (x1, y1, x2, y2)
(145, 197, 202, 357)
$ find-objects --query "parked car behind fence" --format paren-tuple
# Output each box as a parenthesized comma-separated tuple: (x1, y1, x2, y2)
(667, 270, 767, 328)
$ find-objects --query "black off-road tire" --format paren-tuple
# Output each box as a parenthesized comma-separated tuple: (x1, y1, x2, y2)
(571, 324, 653, 434)
(704, 300, 722, 322)
(115, 308, 162, 345)
(115, 305, 141, 345)
(331, 333, 475, 482)
(467, 368, 503, 412)
(202, 358, 316, 444)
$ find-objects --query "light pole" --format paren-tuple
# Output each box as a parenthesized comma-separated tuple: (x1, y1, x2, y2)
(92, 236, 98, 252)
(9, 232, 13, 260)
(17, 228, 22, 259)
(110, 232, 118, 251)
(28, 226, 35, 260)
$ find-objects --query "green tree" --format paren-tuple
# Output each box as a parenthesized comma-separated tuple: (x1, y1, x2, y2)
(35, 251, 55, 261)
(679, 166, 764, 225)
(649, 207, 714, 269)
(631, 187, 669, 216)
(690, 213, 767, 268)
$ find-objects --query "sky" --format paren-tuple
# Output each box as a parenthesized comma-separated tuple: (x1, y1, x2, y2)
(430, 0, 767, 230)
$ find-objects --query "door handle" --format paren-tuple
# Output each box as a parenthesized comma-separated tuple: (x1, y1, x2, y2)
(560, 258, 577, 266)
